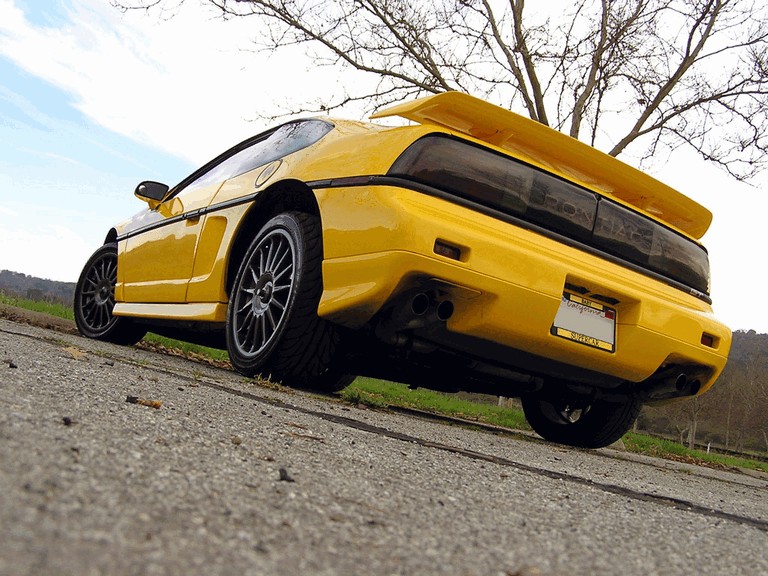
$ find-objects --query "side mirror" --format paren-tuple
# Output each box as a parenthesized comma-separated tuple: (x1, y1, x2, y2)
(135, 181, 170, 209)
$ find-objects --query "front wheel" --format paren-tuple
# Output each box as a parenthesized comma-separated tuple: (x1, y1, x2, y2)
(73, 243, 147, 345)
(521, 393, 641, 449)
(225, 212, 350, 390)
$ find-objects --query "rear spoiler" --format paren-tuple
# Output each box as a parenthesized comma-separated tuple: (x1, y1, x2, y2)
(372, 92, 712, 239)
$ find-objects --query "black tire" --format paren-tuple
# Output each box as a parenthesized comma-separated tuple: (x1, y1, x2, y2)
(73, 243, 147, 345)
(521, 393, 641, 449)
(225, 212, 351, 390)
(312, 372, 357, 394)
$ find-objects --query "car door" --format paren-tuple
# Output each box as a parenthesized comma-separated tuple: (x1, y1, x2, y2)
(120, 175, 223, 303)
(120, 120, 336, 305)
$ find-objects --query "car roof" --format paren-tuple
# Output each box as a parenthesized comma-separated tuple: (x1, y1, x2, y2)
(372, 92, 711, 239)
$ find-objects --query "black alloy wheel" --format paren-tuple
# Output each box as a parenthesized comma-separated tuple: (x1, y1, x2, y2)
(226, 212, 352, 391)
(73, 243, 146, 345)
(230, 225, 296, 359)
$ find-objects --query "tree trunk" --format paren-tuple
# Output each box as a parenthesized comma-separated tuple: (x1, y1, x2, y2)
(688, 417, 698, 450)
(725, 388, 734, 449)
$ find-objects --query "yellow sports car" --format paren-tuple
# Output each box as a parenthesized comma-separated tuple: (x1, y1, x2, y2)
(74, 92, 731, 448)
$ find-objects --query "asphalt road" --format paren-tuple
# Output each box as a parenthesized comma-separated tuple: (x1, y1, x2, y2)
(1, 316, 767, 576)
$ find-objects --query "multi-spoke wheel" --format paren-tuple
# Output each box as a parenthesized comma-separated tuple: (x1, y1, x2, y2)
(231, 225, 296, 358)
(521, 393, 641, 449)
(73, 243, 146, 344)
(226, 212, 352, 391)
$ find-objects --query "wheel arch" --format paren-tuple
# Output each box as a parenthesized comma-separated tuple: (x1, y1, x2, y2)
(104, 228, 118, 244)
(224, 179, 322, 297)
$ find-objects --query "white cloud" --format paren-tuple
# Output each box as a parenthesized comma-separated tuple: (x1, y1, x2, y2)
(16, 148, 87, 167)
(0, 0, 344, 164)
(0, 217, 94, 282)
(650, 148, 768, 333)
(0, 205, 18, 217)
(0, 84, 58, 130)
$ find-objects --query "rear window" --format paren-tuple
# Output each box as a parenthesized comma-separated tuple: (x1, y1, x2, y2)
(388, 135, 709, 295)
(174, 119, 334, 197)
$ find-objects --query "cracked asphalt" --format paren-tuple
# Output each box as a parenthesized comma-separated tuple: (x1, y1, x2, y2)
(1, 316, 766, 576)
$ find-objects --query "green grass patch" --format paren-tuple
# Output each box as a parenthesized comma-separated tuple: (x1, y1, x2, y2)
(624, 432, 690, 457)
(141, 333, 230, 364)
(624, 432, 768, 473)
(341, 377, 531, 431)
(0, 293, 74, 320)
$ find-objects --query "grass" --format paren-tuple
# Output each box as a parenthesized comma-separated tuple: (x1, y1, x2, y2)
(0, 293, 74, 320)
(341, 377, 531, 431)
(624, 432, 768, 473)
(139, 334, 230, 364)
(3, 291, 767, 473)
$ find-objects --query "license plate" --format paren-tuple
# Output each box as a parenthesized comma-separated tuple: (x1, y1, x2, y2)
(551, 292, 616, 352)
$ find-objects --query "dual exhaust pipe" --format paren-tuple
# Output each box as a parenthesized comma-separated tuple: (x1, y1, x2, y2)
(672, 372, 701, 396)
(374, 290, 455, 349)
(410, 291, 454, 323)
(638, 369, 703, 402)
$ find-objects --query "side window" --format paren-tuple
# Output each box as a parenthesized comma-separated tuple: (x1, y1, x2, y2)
(230, 120, 334, 177)
(173, 119, 334, 199)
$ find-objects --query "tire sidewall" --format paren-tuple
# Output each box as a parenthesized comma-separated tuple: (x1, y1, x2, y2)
(225, 213, 309, 374)
(522, 394, 641, 448)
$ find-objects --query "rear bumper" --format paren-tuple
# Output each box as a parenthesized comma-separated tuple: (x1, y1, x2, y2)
(315, 185, 731, 392)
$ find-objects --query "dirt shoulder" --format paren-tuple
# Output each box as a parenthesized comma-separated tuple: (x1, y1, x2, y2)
(0, 303, 77, 335)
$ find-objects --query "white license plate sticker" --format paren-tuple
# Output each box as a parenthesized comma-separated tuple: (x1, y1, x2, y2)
(551, 293, 616, 352)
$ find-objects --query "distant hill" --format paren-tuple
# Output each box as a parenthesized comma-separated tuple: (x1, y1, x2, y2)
(0, 270, 76, 305)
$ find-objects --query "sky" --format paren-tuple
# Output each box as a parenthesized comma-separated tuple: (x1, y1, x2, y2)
(0, 0, 765, 334)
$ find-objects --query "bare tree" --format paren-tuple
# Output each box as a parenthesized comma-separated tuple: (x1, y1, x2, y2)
(658, 329, 768, 453)
(686, 397, 705, 449)
(113, 0, 768, 180)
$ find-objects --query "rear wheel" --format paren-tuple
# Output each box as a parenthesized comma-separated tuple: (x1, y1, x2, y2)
(522, 393, 641, 449)
(225, 212, 351, 390)
(74, 243, 146, 345)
